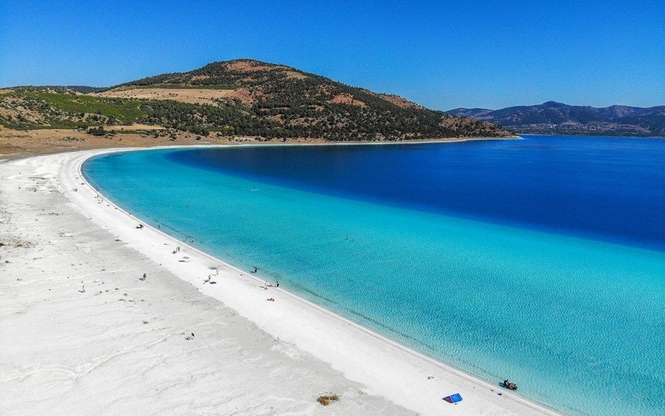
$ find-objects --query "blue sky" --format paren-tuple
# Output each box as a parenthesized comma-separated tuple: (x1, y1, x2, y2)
(1, 0, 663, 110)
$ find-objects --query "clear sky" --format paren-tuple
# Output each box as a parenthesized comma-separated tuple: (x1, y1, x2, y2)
(1, 0, 663, 110)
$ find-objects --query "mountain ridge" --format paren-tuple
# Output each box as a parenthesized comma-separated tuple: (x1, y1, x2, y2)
(447, 101, 665, 136)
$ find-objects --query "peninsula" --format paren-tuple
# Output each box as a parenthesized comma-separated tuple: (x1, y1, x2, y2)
(0, 59, 513, 158)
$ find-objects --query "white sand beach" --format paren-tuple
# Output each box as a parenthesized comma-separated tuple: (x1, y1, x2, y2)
(0, 148, 561, 416)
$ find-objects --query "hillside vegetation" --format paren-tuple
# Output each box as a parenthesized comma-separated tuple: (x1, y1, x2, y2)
(0, 59, 513, 141)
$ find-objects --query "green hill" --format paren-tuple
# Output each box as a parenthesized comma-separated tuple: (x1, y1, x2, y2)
(1, 59, 513, 141)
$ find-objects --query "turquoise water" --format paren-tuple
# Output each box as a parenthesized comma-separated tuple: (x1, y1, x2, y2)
(83, 137, 665, 416)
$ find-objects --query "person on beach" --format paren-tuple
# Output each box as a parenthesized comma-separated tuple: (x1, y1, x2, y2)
(276, 281, 280, 287)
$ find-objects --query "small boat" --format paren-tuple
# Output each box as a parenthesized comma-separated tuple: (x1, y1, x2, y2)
(502, 379, 518, 390)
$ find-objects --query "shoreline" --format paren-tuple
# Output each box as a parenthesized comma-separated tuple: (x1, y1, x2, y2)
(0, 126, 521, 160)
(1, 145, 559, 416)
(77, 145, 559, 415)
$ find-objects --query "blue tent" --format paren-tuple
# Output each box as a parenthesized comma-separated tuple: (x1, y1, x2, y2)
(443, 393, 463, 404)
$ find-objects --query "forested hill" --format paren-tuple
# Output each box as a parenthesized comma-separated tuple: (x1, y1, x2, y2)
(447, 101, 665, 137)
(0, 59, 513, 141)
(107, 59, 514, 140)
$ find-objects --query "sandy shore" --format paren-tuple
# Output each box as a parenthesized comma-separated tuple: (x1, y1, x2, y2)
(0, 148, 559, 416)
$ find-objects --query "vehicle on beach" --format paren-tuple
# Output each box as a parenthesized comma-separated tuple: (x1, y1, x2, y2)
(502, 379, 518, 390)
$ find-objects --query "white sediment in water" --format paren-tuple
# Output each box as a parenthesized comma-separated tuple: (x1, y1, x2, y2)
(0, 148, 560, 415)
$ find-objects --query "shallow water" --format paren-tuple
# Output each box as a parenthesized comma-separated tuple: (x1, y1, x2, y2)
(84, 135, 665, 416)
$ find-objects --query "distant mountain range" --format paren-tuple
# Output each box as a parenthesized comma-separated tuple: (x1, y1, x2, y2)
(447, 101, 665, 137)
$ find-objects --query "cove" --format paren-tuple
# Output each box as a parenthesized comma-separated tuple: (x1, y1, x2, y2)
(83, 136, 665, 416)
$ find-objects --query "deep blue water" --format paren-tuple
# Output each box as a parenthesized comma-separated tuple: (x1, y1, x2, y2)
(168, 135, 665, 252)
(83, 135, 665, 416)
